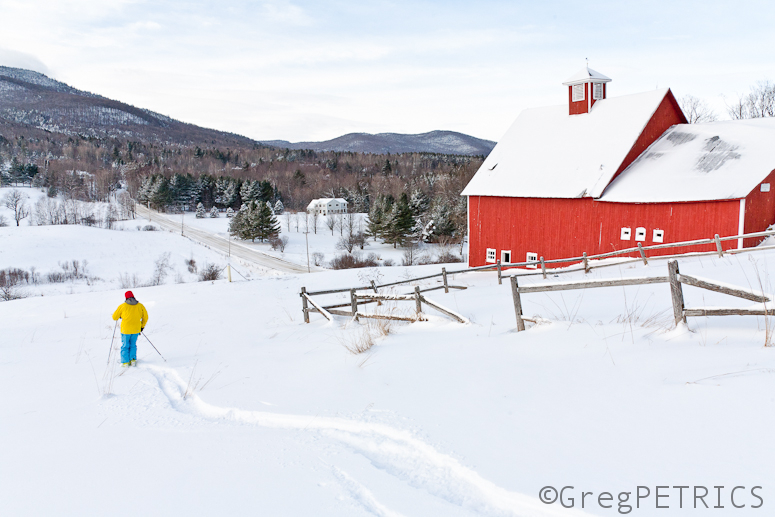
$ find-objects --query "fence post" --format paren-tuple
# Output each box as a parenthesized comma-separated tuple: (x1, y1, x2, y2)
(301, 287, 309, 324)
(350, 288, 358, 320)
(227, 264, 232, 282)
(667, 260, 686, 326)
(510, 276, 525, 332)
(714, 234, 724, 258)
(442, 267, 449, 293)
(582, 252, 589, 274)
(637, 243, 649, 265)
(370, 280, 378, 293)
(414, 286, 422, 316)
(497, 260, 502, 285)
(540, 256, 547, 279)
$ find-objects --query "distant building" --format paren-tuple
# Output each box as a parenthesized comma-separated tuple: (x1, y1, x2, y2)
(307, 198, 348, 216)
(462, 66, 775, 268)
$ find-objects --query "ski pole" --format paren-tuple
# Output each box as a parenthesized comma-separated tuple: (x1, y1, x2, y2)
(107, 320, 118, 365)
(141, 331, 167, 362)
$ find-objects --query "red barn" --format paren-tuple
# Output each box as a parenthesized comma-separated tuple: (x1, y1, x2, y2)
(462, 67, 775, 268)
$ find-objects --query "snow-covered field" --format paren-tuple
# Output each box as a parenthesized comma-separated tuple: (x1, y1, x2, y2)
(2, 189, 774, 516)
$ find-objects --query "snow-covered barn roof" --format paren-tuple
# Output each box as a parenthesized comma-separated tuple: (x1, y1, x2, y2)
(461, 88, 671, 199)
(599, 117, 775, 202)
(562, 67, 611, 86)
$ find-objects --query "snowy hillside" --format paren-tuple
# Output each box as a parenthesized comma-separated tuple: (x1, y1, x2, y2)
(2, 204, 774, 515)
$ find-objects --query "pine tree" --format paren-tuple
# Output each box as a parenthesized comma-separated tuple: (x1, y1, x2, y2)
(196, 202, 206, 218)
(273, 200, 284, 215)
(210, 206, 219, 218)
(226, 207, 235, 218)
(383, 193, 414, 248)
(409, 188, 430, 218)
(255, 202, 281, 242)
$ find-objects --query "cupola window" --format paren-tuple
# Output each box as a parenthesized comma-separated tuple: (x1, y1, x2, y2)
(572, 84, 585, 102)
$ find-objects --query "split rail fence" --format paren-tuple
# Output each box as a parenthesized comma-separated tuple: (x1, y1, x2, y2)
(509, 259, 772, 331)
(301, 229, 775, 326)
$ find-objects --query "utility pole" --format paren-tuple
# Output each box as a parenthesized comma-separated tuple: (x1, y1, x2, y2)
(180, 205, 184, 236)
(147, 201, 151, 222)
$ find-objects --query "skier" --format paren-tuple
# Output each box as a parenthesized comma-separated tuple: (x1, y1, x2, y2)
(112, 291, 149, 367)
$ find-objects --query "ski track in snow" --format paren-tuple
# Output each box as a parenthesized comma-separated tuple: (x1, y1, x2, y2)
(331, 466, 407, 517)
(140, 364, 589, 517)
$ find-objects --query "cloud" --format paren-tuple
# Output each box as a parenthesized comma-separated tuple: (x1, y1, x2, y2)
(0, 48, 50, 74)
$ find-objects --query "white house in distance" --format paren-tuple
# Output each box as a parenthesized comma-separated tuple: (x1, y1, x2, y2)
(307, 198, 348, 216)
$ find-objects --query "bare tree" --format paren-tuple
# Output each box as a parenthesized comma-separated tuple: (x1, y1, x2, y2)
(325, 215, 336, 235)
(3, 189, 30, 226)
(678, 95, 718, 123)
(727, 80, 775, 120)
(311, 212, 319, 234)
(284, 211, 292, 232)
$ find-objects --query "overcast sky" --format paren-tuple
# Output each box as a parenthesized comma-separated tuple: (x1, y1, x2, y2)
(1, 0, 773, 142)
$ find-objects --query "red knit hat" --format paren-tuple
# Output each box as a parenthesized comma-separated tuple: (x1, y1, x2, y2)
(125, 291, 134, 299)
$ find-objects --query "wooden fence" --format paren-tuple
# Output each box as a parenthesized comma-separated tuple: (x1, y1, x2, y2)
(509, 259, 772, 331)
(301, 228, 775, 325)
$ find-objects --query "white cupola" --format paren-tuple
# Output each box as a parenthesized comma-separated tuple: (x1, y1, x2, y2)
(562, 66, 611, 115)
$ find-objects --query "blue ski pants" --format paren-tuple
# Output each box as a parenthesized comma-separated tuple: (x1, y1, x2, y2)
(121, 333, 139, 363)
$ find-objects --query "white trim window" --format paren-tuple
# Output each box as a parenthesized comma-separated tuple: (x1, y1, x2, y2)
(762, 183, 770, 192)
(593, 83, 604, 100)
(526, 252, 539, 269)
(620, 227, 632, 240)
(501, 250, 512, 264)
(486, 248, 497, 264)
(572, 84, 585, 102)
(653, 229, 665, 243)
(635, 227, 647, 242)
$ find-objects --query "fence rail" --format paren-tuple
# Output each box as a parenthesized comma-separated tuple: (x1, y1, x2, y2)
(302, 229, 775, 327)
(509, 259, 773, 331)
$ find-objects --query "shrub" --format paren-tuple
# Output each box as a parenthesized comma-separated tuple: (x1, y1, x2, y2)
(329, 252, 380, 270)
(185, 258, 197, 273)
(312, 252, 325, 267)
(269, 235, 289, 252)
(383, 259, 394, 267)
(0, 215, 8, 227)
(142, 225, 157, 231)
(199, 263, 222, 281)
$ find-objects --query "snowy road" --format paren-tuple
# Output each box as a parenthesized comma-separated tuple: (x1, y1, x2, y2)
(135, 204, 312, 274)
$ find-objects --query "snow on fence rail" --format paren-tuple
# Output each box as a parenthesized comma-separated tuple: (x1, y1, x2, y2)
(301, 229, 775, 325)
(509, 260, 773, 332)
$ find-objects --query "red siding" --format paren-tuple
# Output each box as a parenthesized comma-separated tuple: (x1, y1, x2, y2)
(568, 83, 589, 115)
(609, 89, 688, 183)
(743, 169, 775, 247)
(468, 196, 741, 268)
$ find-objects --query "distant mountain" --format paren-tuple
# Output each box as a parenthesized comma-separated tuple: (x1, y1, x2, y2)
(263, 130, 495, 156)
(0, 67, 494, 156)
(0, 66, 258, 148)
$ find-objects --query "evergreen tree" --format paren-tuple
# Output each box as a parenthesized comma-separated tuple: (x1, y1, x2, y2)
(196, 202, 206, 218)
(226, 207, 235, 218)
(273, 200, 284, 215)
(239, 180, 260, 203)
(210, 206, 219, 218)
(408, 188, 430, 218)
(255, 201, 281, 242)
(258, 180, 274, 202)
(215, 177, 238, 208)
(383, 193, 414, 248)
(366, 195, 391, 241)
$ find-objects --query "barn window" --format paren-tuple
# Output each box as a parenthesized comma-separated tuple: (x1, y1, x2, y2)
(501, 250, 511, 264)
(762, 183, 771, 192)
(653, 229, 664, 243)
(620, 227, 632, 240)
(593, 83, 603, 100)
(572, 84, 585, 102)
(526, 252, 538, 268)
(635, 227, 647, 241)
(486, 248, 496, 263)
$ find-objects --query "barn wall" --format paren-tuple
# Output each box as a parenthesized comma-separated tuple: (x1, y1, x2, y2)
(743, 169, 775, 247)
(609, 89, 688, 183)
(468, 196, 740, 268)
(568, 83, 589, 115)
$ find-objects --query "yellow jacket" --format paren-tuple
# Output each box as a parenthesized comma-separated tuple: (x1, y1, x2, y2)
(112, 300, 149, 334)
